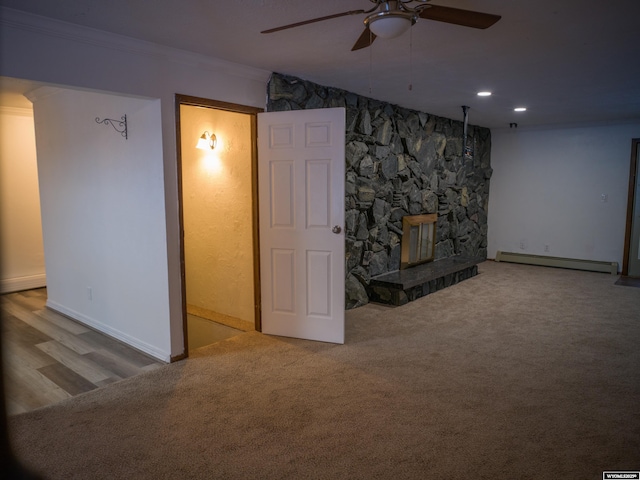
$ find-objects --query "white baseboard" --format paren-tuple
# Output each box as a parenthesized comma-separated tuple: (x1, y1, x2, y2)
(46, 300, 170, 362)
(0, 274, 47, 294)
(495, 251, 618, 275)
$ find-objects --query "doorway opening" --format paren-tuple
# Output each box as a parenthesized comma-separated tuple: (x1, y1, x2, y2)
(622, 138, 640, 278)
(175, 95, 263, 355)
(0, 87, 46, 296)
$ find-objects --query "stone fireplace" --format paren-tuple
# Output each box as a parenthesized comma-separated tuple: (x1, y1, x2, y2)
(266, 73, 491, 309)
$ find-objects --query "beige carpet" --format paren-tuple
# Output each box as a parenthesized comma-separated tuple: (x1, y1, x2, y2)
(7, 261, 640, 479)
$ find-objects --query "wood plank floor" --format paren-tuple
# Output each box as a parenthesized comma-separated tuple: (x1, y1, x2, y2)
(615, 275, 640, 287)
(187, 314, 243, 351)
(1, 288, 164, 415)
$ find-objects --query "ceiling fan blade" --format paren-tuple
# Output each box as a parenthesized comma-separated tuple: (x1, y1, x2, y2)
(261, 10, 365, 34)
(351, 27, 377, 51)
(419, 5, 501, 29)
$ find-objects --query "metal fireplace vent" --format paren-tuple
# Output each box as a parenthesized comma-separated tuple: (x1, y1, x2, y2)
(401, 214, 437, 270)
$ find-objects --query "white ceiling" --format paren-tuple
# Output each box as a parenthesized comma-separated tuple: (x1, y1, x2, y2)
(1, 0, 640, 129)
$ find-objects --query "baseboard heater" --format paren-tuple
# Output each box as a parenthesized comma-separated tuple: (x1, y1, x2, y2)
(495, 251, 618, 275)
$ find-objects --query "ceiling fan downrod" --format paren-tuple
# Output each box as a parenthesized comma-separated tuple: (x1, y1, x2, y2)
(462, 105, 469, 156)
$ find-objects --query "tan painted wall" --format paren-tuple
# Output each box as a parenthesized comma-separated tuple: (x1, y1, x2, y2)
(0, 106, 46, 293)
(180, 105, 254, 327)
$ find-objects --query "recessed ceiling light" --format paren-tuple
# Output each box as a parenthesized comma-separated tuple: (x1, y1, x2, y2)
(477, 91, 492, 97)
(514, 107, 527, 112)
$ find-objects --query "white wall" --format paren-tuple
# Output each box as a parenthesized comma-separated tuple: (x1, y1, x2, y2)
(0, 106, 46, 293)
(0, 7, 270, 358)
(488, 123, 640, 269)
(28, 86, 170, 360)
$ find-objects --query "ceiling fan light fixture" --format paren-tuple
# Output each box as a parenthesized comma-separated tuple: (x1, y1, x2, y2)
(365, 11, 417, 39)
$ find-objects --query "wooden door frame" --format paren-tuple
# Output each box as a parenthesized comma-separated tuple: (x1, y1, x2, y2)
(622, 138, 640, 276)
(174, 94, 263, 358)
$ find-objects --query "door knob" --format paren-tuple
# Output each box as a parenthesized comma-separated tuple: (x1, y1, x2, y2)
(332, 225, 342, 234)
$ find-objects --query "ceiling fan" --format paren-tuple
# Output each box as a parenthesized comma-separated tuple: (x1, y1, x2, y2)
(261, 0, 501, 51)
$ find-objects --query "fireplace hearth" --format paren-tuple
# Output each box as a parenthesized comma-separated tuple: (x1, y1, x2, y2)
(369, 254, 483, 306)
(372, 210, 482, 305)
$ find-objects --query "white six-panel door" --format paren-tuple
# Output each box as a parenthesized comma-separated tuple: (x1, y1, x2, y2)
(258, 108, 345, 343)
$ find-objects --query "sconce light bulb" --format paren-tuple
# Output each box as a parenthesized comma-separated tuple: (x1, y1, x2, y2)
(196, 131, 217, 150)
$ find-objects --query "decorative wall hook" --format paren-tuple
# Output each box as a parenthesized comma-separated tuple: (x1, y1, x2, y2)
(95, 115, 128, 139)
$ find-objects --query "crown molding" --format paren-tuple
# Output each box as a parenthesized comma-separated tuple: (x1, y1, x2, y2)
(0, 105, 33, 117)
(23, 86, 68, 103)
(0, 7, 271, 83)
(492, 117, 640, 133)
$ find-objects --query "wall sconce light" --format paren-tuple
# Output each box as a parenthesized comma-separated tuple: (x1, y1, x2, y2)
(196, 131, 217, 151)
(95, 115, 128, 139)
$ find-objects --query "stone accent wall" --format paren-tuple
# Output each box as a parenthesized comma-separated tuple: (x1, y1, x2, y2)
(267, 73, 492, 309)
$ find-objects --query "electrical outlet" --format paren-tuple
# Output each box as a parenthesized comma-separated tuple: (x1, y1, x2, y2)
(519, 240, 526, 250)
(544, 244, 550, 253)
(601, 194, 608, 203)
(87, 287, 92, 301)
